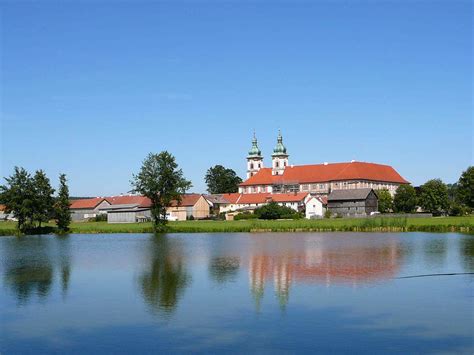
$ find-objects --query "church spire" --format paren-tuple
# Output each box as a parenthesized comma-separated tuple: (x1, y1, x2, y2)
(246, 131, 263, 179)
(271, 130, 289, 176)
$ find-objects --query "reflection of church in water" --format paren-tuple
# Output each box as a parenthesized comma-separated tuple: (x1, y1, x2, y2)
(248, 238, 401, 309)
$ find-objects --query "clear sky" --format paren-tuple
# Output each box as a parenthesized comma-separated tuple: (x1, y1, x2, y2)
(1, 1, 472, 196)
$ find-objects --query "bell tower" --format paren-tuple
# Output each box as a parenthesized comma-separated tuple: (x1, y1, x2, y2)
(272, 130, 289, 176)
(247, 132, 264, 179)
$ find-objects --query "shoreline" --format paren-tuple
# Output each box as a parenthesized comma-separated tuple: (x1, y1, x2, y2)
(0, 216, 472, 236)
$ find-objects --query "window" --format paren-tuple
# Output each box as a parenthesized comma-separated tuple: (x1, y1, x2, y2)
(258, 163, 261, 168)
(319, 184, 324, 189)
(250, 163, 254, 169)
(275, 161, 279, 168)
(284, 162, 287, 167)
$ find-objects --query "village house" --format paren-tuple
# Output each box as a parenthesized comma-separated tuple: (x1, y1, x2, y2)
(205, 192, 325, 219)
(240, 132, 409, 197)
(327, 188, 378, 217)
(166, 194, 211, 221)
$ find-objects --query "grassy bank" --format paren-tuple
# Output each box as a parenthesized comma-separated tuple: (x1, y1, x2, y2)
(0, 216, 473, 235)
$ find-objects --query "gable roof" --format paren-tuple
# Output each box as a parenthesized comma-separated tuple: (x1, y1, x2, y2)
(327, 188, 375, 201)
(169, 194, 205, 207)
(106, 195, 152, 207)
(70, 197, 109, 209)
(240, 162, 408, 186)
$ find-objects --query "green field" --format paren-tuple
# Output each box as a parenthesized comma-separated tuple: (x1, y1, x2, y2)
(0, 216, 473, 235)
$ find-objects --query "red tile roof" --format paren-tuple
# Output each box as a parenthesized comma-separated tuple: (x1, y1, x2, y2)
(169, 194, 204, 207)
(237, 192, 309, 204)
(221, 193, 242, 204)
(106, 195, 152, 207)
(240, 162, 409, 186)
(70, 197, 108, 209)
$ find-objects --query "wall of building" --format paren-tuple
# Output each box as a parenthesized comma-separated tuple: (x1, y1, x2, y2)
(305, 199, 324, 219)
(192, 196, 211, 219)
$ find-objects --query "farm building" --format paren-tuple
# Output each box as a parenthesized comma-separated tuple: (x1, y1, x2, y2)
(69, 197, 111, 221)
(166, 194, 211, 221)
(327, 188, 378, 217)
(102, 205, 152, 223)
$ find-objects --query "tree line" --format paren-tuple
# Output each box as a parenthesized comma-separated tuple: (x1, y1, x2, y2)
(0, 167, 71, 233)
(377, 166, 473, 215)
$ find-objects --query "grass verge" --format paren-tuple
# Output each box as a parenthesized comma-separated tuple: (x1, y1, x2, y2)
(0, 216, 473, 235)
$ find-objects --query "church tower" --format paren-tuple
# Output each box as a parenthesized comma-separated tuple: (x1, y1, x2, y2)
(272, 130, 289, 176)
(247, 132, 263, 178)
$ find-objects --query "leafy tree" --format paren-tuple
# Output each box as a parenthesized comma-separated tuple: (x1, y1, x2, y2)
(132, 152, 192, 230)
(393, 184, 417, 213)
(0, 167, 35, 232)
(33, 170, 55, 228)
(55, 173, 71, 232)
(205, 165, 243, 194)
(457, 166, 474, 209)
(377, 188, 393, 213)
(419, 179, 449, 215)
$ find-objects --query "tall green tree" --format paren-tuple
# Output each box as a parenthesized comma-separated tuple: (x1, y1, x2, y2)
(132, 152, 192, 230)
(0, 167, 35, 232)
(33, 170, 55, 228)
(377, 188, 393, 213)
(205, 165, 242, 194)
(393, 184, 417, 213)
(419, 179, 449, 215)
(456, 166, 474, 209)
(55, 174, 71, 232)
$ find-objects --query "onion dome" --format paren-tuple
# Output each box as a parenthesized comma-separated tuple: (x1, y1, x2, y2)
(272, 130, 288, 156)
(248, 133, 262, 157)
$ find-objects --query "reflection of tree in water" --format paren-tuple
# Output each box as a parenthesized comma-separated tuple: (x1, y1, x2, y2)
(423, 238, 448, 267)
(459, 236, 474, 272)
(2, 236, 72, 305)
(209, 257, 240, 284)
(139, 236, 191, 315)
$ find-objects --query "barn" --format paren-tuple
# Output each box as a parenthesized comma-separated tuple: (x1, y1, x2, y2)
(327, 188, 378, 217)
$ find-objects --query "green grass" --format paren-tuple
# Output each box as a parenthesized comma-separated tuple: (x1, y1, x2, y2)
(0, 216, 473, 235)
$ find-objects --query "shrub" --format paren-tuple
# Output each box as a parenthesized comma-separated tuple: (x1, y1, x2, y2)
(89, 214, 107, 222)
(254, 201, 300, 220)
(187, 215, 195, 220)
(324, 209, 332, 219)
(234, 212, 258, 220)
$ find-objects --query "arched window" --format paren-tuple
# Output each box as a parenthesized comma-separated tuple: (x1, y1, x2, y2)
(275, 161, 279, 168)
(250, 163, 254, 169)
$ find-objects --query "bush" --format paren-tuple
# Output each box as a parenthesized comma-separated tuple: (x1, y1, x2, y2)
(89, 214, 107, 222)
(324, 209, 332, 219)
(234, 212, 258, 220)
(254, 201, 300, 220)
(187, 215, 195, 220)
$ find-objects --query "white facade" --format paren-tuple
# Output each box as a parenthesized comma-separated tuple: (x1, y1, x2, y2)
(247, 157, 263, 179)
(305, 197, 325, 219)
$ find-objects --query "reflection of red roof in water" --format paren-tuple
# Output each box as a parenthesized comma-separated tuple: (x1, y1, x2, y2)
(248, 244, 400, 286)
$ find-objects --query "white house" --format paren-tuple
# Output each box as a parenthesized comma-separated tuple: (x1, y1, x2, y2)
(305, 196, 325, 219)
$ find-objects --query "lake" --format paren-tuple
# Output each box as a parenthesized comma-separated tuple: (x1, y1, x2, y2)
(1, 232, 473, 354)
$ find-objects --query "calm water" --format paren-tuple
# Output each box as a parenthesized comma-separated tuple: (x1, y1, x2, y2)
(0, 233, 473, 354)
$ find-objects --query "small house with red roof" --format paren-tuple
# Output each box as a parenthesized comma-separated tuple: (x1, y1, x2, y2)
(241, 132, 409, 197)
(166, 194, 211, 221)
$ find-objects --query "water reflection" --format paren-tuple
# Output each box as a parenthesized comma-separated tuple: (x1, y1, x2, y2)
(247, 235, 402, 309)
(138, 235, 191, 315)
(2, 236, 72, 305)
(209, 257, 240, 284)
(459, 236, 474, 272)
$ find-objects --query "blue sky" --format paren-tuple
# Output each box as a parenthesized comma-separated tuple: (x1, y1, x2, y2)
(1, 1, 472, 196)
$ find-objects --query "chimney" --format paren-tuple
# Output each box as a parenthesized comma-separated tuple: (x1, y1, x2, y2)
(324, 162, 328, 165)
